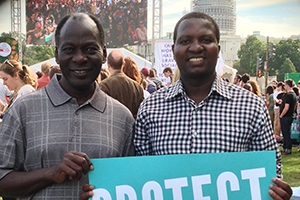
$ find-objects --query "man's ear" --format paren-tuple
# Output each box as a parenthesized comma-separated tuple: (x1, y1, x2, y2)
(102, 46, 107, 64)
(55, 47, 59, 64)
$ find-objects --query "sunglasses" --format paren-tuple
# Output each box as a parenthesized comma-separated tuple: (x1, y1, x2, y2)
(3, 59, 15, 68)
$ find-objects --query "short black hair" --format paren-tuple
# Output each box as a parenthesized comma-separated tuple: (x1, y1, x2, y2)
(55, 13, 105, 48)
(173, 11, 220, 44)
(285, 79, 295, 88)
(241, 73, 250, 83)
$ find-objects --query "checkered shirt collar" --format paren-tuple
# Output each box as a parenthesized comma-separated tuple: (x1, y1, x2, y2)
(166, 76, 232, 101)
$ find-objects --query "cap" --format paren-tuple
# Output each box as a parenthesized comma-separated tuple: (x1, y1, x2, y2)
(141, 67, 149, 77)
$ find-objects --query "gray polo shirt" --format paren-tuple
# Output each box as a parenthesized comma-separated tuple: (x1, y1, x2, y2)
(0, 75, 135, 199)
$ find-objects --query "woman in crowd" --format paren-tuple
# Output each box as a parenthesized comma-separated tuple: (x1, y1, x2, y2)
(266, 85, 275, 128)
(248, 80, 262, 97)
(0, 60, 36, 113)
(123, 56, 142, 84)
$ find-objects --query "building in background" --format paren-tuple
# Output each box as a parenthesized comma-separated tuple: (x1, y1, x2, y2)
(192, 0, 236, 35)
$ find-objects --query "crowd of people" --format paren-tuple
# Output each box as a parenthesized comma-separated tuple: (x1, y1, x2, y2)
(233, 73, 299, 155)
(26, 0, 147, 47)
(0, 11, 293, 200)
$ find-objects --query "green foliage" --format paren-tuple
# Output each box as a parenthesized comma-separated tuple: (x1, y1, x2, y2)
(233, 61, 248, 75)
(269, 39, 300, 80)
(23, 45, 55, 66)
(237, 37, 300, 80)
(277, 58, 296, 81)
(237, 36, 265, 76)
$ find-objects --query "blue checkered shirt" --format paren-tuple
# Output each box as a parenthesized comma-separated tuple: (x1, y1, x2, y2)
(135, 76, 282, 178)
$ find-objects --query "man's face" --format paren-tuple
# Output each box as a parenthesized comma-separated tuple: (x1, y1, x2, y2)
(55, 16, 107, 91)
(172, 18, 219, 80)
(233, 76, 239, 84)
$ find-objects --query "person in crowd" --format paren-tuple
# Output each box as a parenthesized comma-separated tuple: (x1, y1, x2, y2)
(240, 73, 250, 88)
(248, 80, 262, 97)
(123, 56, 142, 84)
(49, 65, 61, 79)
(81, 11, 293, 200)
(266, 85, 275, 128)
(99, 68, 110, 82)
(140, 67, 157, 94)
(0, 13, 135, 199)
(141, 79, 151, 99)
(297, 80, 300, 92)
(100, 50, 144, 118)
(0, 60, 36, 113)
(0, 78, 12, 112)
(37, 62, 51, 89)
(279, 79, 297, 155)
(149, 68, 164, 90)
(274, 82, 285, 138)
(172, 67, 181, 83)
(36, 71, 42, 79)
(123, 57, 150, 99)
(162, 66, 173, 86)
(134, 11, 292, 199)
(272, 80, 278, 89)
(243, 82, 252, 92)
(136, 21, 147, 46)
(233, 74, 242, 86)
(26, 0, 147, 47)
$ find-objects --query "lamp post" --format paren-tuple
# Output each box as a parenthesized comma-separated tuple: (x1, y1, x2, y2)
(265, 36, 269, 88)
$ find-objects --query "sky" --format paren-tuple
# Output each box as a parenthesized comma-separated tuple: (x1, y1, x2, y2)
(155, 0, 300, 38)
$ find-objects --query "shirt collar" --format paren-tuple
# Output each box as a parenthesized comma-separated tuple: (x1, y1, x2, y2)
(45, 74, 107, 112)
(166, 76, 232, 101)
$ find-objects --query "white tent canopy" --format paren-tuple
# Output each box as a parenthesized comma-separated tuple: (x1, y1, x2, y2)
(29, 48, 152, 72)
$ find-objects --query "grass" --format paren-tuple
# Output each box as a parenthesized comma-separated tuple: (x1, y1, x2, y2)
(281, 146, 300, 187)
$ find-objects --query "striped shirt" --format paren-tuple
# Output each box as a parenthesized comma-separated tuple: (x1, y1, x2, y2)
(0, 75, 135, 199)
(135, 76, 282, 178)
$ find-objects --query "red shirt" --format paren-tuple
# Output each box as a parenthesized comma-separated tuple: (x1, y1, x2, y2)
(37, 75, 50, 89)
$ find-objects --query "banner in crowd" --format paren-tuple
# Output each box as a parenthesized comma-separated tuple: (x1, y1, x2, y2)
(154, 39, 177, 79)
(89, 151, 276, 200)
(26, 0, 147, 47)
(0, 37, 19, 63)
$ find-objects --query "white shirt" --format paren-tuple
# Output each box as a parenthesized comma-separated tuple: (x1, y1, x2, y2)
(13, 84, 35, 106)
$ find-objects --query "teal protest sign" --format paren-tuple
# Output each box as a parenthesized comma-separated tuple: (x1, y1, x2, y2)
(89, 151, 276, 200)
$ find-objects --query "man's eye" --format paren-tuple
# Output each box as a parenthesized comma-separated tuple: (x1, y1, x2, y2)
(180, 40, 189, 44)
(202, 39, 212, 43)
(86, 47, 98, 53)
(62, 47, 74, 53)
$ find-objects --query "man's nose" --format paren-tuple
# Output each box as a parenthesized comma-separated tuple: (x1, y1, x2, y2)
(72, 50, 87, 63)
(189, 40, 204, 52)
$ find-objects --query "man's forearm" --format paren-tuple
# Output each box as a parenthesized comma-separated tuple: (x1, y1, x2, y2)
(0, 168, 54, 198)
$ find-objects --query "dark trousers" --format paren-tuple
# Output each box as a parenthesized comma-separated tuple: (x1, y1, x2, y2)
(280, 117, 293, 150)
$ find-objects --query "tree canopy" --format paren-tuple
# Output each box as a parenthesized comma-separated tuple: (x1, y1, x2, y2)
(235, 36, 300, 81)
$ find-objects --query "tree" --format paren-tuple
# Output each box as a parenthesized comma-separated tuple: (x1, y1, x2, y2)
(23, 45, 55, 66)
(233, 61, 248, 75)
(277, 58, 296, 81)
(268, 39, 300, 77)
(237, 36, 265, 76)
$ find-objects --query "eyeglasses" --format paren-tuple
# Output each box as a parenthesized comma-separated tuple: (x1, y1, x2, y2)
(3, 59, 15, 68)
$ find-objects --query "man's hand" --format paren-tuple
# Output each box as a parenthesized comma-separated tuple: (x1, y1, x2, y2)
(80, 184, 94, 200)
(47, 151, 93, 183)
(269, 178, 293, 200)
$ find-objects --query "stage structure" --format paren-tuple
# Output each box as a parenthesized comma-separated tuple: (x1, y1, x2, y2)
(11, 0, 22, 61)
